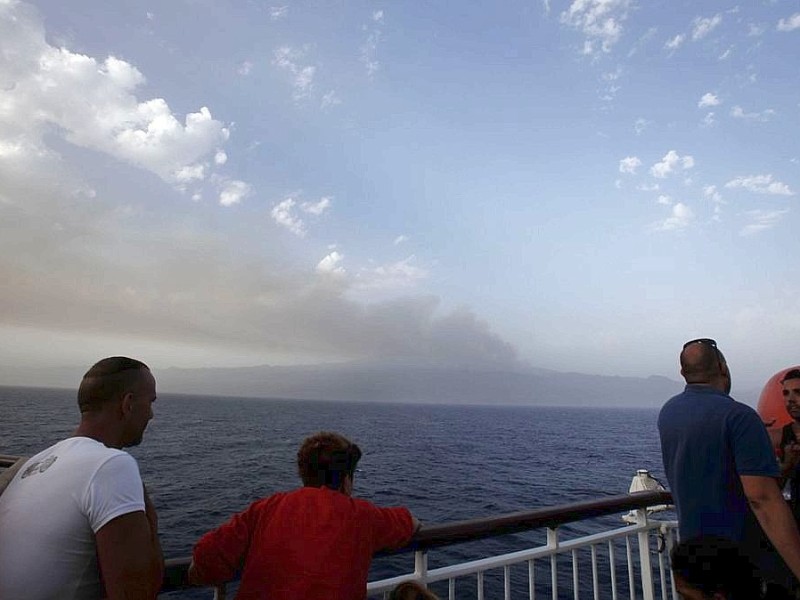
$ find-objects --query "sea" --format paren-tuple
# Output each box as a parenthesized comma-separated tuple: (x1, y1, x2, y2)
(0, 386, 671, 599)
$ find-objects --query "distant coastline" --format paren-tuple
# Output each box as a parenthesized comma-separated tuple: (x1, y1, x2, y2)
(0, 362, 693, 408)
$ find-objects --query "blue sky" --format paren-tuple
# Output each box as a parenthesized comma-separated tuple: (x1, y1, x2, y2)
(0, 0, 798, 389)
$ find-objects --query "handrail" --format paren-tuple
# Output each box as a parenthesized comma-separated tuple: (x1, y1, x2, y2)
(160, 490, 673, 593)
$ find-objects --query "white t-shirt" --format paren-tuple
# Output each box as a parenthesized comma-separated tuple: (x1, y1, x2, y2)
(0, 437, 145, 600)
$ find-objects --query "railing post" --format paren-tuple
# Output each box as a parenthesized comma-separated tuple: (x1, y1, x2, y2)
(414, 549, 428, 584)
(635, 509, 655, 600)
(548, 527, 559, 600)
(213, 584, 227, 600)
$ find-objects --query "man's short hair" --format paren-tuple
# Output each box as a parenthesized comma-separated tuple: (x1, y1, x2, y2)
(297, 431, 362, 490)
(679, 339, 722, 382)
(77, 357, 150, 413)
(781, 369, 800, 384)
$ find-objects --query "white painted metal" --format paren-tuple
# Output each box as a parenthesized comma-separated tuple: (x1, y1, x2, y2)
(366, 518, 678, 599)
(572, 549, 579, 600)
(505, 565, 512, 600)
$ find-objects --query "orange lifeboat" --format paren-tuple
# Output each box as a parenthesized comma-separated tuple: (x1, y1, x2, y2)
(757, 366, 800, 435)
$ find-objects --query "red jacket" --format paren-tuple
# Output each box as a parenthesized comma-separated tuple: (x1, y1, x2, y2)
(192, 486, 414, 599)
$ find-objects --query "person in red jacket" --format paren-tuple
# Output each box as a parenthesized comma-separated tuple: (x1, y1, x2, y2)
(189, 431, 420, 599)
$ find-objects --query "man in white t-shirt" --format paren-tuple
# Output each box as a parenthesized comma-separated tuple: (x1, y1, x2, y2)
(0, 357, 163, 600)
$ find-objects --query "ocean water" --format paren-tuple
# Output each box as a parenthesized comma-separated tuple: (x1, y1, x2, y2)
(0, 386, 669, 598)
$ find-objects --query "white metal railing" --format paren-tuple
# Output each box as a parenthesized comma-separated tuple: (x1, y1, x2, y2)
(366, 510, 678, 600)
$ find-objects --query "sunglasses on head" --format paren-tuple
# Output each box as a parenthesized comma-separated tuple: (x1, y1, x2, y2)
(683, 338, 717, 350)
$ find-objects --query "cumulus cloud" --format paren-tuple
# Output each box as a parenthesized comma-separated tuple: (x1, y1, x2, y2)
(656, 195, 672, 205)
(650, 151, 695, 179)
(316, 251, 346, 276)
(272, 46, 316, 101)
(619, 156, 642, 174)
(730, 105, 775, 122)
(634, 118, 649, 135)
(560, 0, 632, 55)
(218, 180, 250, 206)
(740, 209, 790, 236)
(301, 196, 332, 216)
(698, 92, 720, 108)
(692, 14, 722, 40)
(237, 61, 253, 76)
(269, 6, 288, 20)
(271, 194, 332, 235)
(664, 34, 685, 50)
(777, 13, 800, 32)
(354, 256, 429, 294)
(394, 235, 409, 245)
(271, 198, 306, 236)
(656, 202, 694, 231)
(0, 0, 243, 202)
(703, 185, 723, 204)
(702, 112, 716, 127)
(214, 150, 228, 165)
(725, 175, 794, 195)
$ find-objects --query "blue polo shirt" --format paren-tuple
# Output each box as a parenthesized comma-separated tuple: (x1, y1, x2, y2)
(658, 384, 778, 541)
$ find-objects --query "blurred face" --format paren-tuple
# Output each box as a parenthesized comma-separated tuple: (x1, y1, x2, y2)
(123, 369, 157, 447)
(784, 378, 800, 422)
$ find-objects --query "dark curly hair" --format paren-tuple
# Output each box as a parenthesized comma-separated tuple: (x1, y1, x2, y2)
(671, 536, 761, 600)
(297, 431, 362, 490)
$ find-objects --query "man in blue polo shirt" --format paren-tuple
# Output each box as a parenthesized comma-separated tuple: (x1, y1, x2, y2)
(659, 338, 800, 586)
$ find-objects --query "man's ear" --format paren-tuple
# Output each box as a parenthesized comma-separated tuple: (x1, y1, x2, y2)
(120, 391, 134, 416)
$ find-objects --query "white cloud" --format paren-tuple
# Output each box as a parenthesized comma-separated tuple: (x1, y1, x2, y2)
(698, 92, 720, 108)
(730, 105, 775, 122)
(272, 46, 316, 101)
(703, 185, 723, 204)
(650, 151, 695, 179)
(619, 156, 641, 174)
(777, 13, 800, 32)
(316, 251, 346, 276)
(218, 180, 250, 207)
(354, 256, 429, 293)
(360, 12, 384, 77)
(656, 195, 672, 205)
(718, 46, 732, 60)
(634, 118, 649, 135)
(740, 209, 790, 236)
(560, 0, 632, 55)
(692, 14, 722, 40)
(301, 196, 332, 216)
(748, 23, 766, 37)
(0, 1, 239, 195)
(702, 112, 716, 127)
(725, 175, 794, 196)
(174, 163, 206, 184)
(638, 183, 660, 192)
(271, 198, 306, 236)
(237, 61, 253, 76)
(664, 34, 685, 50)
(321, 90, 342, 110)
(394, 235, 409, 245)
(214, 150, 228, 165)
(657, 202, 694, 231)
(269, 6, 288, 21)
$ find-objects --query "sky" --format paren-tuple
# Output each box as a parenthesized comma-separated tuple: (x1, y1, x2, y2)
(0, 0, 798, 390)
